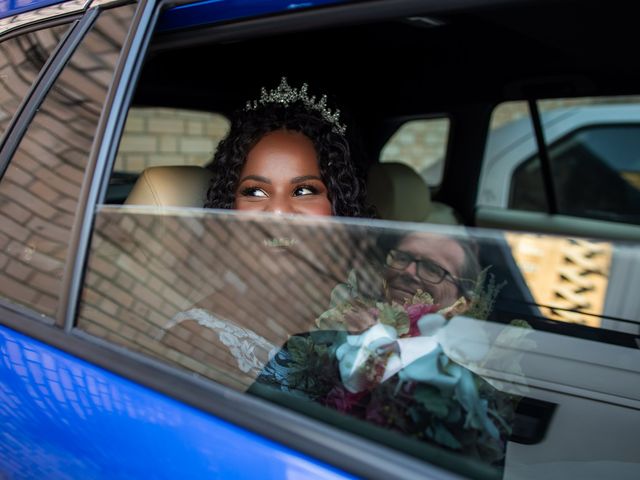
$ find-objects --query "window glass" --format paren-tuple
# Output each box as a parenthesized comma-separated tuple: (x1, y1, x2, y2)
(511, 125, 640, 220)
(480, 98, 640, 331)
(379, 118, 449, 187)
(483, 96, 640, 223)
(536, 97, 640, 224)
(478, 101, 547, 211)
(0, 4, 136, 318)
(0, 23, 71, 139)
(77, 209, 640, 479)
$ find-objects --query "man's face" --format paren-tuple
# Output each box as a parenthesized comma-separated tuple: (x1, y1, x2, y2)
(384, 233, 465, 308)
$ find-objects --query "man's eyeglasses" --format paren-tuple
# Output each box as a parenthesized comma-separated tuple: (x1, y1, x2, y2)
(385, 249, 473, 296)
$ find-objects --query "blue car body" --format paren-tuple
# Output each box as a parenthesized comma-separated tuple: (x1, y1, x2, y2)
(157, 0, 349, 32)
(0, 323, 354, 479)
(0, 0, 65, 18)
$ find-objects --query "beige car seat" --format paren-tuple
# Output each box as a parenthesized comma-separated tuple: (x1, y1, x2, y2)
(125, 165, 213, 207)
(367, 162, 459, 224)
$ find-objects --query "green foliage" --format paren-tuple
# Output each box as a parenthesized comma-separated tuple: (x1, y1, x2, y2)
(414, 385, 450, 418)
(465, 268, 505, 320)
(377, 303, 409, 335)
(409, 289, 434, 305)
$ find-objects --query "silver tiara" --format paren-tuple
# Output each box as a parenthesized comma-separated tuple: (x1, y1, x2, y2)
(245, 77, 346, 135)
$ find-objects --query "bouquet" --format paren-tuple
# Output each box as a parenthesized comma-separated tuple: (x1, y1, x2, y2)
(255, 269, 525, 466)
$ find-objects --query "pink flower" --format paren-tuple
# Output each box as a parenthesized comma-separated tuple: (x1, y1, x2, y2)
(324, 385, 367, 413)
(405, 303, 440, 337)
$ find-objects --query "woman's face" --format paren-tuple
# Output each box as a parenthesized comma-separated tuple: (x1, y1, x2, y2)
(234, 129, 332, 216)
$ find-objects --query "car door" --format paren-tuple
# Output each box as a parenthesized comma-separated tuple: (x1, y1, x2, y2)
(0, 1, 462, 479)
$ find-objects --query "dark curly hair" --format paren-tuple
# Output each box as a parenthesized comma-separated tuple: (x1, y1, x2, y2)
(204, 98, 374, 217)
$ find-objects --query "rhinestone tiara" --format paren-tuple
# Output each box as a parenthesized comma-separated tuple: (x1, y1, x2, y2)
(245, 77, 346, 135)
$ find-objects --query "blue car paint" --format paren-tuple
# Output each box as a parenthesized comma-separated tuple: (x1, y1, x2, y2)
(0, 0, 66, 19)
(0, 324, 355, 479)
(156, 0, 351, 32)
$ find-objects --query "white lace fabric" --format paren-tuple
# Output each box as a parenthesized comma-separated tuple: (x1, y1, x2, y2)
(164, 308, 277, 376)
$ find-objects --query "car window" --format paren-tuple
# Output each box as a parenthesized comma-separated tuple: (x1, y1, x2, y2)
(380, 118, 449, 188)
(0, 4, 136, 319)
(478, 101, 542, 210)
(115, 107, 229, 173)
(107, 107, 229, 204)
(0, 23, 71, 140)
(481, 96, 640, 224)
(512, 125, 640, 219)
(77, 208, 640, 479)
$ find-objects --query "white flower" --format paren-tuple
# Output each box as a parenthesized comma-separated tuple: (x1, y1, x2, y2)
(336, 324, 398, 393)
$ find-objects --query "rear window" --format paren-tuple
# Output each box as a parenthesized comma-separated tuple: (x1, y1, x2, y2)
(115, 107, 229, 173)
(0, 6, 135, 319)
(380, 117, 450, 188)
(107, 107, 229, 204)
(480, 96, 640, 224)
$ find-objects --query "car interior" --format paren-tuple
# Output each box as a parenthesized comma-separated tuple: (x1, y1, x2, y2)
(107, 0, 640, 227)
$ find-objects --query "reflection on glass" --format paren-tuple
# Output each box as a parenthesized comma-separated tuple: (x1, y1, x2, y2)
(507, 233, 612, 327)
(0, 24, 69, 137)
(78, 210, 640, 479)
(528, 97, 640, 223)
(255, 230, 520, 468)
(0, 5, 136, 318)
(0, 325, 345, 479)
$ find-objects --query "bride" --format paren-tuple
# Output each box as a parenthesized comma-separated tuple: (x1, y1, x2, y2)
(158, 77, 373, 389)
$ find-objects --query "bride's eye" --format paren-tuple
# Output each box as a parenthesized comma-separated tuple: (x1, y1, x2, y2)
(293, 185, 318, 196)
(240, 186, 268, 198)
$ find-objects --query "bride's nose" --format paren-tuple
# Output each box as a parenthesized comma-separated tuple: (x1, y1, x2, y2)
(266, 196, 295, 215)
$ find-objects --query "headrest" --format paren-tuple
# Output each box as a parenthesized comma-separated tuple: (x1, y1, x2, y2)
(367, 162, 458, 224)
(125, 165, 213, 208)
(367, 162, 432, 222)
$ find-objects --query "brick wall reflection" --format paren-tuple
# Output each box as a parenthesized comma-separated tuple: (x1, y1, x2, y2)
(77, 210, 381, 390)
(0, 5, 136, 318)
(0, 23, 68, 136)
